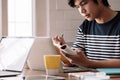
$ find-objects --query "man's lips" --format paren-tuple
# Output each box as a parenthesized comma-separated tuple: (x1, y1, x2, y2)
(85, 14, 90, 18)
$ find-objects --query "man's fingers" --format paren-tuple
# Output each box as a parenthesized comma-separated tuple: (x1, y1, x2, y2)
(76, 49, 83, 55)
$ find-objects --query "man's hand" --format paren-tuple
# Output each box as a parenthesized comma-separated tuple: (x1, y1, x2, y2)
(52, 35, 66, 48)
(52, 35, 73, 66)
(63, 49, 90, 67)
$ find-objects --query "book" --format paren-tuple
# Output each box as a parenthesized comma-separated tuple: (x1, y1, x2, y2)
(68, 72, 110, 80)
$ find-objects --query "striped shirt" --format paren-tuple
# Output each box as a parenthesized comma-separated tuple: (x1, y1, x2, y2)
(72, 12, 120, 60)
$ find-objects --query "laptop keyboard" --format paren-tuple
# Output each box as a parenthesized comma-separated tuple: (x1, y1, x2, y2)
(63, 66, 91, 73)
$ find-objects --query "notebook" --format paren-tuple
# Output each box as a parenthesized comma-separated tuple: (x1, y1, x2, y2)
(27, 37, 58, 70)
(97, 68, 120, 75)
(0, 37, 34, 77)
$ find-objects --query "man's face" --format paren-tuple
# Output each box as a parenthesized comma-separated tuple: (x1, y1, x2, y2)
(74, 0, 102, 21)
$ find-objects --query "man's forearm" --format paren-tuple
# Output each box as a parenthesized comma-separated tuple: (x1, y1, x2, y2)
(88, 59, 120, 68)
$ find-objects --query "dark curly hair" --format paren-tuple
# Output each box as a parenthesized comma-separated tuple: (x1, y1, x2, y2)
(68, 0, 110, 8)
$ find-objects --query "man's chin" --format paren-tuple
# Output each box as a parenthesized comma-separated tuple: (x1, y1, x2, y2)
(86, 18, 94, 21)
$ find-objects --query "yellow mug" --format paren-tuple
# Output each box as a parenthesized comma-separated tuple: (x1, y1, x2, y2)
(44, 55, 61, 75)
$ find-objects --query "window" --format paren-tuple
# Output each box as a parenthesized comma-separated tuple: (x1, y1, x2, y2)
(8, 0, 33, 37)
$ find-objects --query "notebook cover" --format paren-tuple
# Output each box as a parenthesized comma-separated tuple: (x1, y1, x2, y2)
(97, 68, 120, 75)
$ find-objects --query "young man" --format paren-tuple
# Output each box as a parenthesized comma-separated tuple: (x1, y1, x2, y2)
(52, 0, 120, 68)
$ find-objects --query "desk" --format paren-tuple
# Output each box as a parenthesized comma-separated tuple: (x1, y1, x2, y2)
(23, 69, 120, 80)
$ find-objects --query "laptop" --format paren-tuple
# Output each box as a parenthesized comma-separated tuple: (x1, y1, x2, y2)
(27, 37, 58, 70)
(0, 37, 34, 77)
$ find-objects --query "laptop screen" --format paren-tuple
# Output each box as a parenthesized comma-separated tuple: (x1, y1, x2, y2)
(0, 37, 34, 71)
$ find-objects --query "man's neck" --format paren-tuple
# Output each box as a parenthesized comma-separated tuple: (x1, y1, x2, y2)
(95, 8, 118, 24)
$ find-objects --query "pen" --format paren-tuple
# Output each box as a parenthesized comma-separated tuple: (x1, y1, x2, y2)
(61, 33, 64, 38)
(60, 34, 64, 45)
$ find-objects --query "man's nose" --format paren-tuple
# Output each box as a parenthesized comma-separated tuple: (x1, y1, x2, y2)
(81, 7, 86, 14)
(78, 6, 86, 14)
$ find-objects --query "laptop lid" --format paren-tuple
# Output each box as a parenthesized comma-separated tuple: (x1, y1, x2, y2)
(27, 37, 57, 70)
(0, 37, 34, 72)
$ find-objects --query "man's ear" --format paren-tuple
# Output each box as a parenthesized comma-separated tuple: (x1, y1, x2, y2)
(98, 0, 102, 3)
